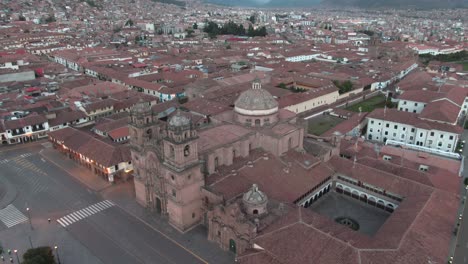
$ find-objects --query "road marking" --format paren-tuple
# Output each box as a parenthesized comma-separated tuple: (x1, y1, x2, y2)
(57, 200, 115, 227)
(19, 153, 33, 158)
(0, 159, 9, 164)
(0, 205, 28, 228)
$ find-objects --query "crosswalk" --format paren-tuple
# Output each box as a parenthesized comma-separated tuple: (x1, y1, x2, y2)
(0, 159, 9, 164)
(19, 153, 34, 158)
(0, 205, 28, 228)
(57, 200, 115, 227)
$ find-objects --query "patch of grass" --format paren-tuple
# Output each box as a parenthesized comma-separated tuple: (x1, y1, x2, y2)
(461, 62, 468, 71)
(308, 115, 344, 136)
(346, 95, 394, 113)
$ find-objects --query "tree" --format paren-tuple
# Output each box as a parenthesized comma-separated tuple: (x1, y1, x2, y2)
(193, 22, 198, 29)
(249, 15, 256, 24)
(277, 83, 287, 89)
(19, 15, 26, 21)
(22, 247, 56, 264)
(185, 28, 194, 37)
(126, 19, 134, 27)
(44, 15, 56, 23)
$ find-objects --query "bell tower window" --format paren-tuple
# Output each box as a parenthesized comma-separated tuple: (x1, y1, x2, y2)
(169, 145, 175, 159)
(184, 145, 190, 157)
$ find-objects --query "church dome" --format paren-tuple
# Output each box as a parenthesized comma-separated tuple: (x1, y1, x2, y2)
(131, 99, 151, 116)
(168, 112, 191, 127)
(234, 80, 278, 116)
(243, 184, 268, 216)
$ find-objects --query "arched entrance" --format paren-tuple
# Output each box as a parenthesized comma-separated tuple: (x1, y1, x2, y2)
(229, 239, 236, 254)
(156, 197, 162, 213)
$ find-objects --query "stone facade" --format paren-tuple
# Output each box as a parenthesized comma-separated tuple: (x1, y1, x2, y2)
(130, 80, 304, 242)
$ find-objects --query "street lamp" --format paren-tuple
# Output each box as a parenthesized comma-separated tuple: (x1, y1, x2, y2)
(54, 246, 61, 264)
(13, 250, 19, 263)
(26, 208, 33, 230)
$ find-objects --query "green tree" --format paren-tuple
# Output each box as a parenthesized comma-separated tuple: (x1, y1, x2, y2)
(19, 15, 26, 21)
(277, 83, 287, 89)
(44, 15, 56, 23)
(249, 15, 256, 24)
(23, 247, 56, 264)
(193, 22, 198, 29)
(126, 19, 134, 27)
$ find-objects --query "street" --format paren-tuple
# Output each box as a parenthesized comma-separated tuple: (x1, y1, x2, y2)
(452, 130, 468, 264)
(0, 142, 233, 264)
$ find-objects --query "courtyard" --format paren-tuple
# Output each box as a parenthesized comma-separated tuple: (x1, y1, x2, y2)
(309, 192, 391, 236)
(307, 115, 345, 136)
(346, 94, 390, 113)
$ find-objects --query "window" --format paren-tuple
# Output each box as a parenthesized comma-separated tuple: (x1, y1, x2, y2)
(188, 174, 191, 180)
(419, 165, 429, 172)
(171, 175, 175, 181)
(420, 133, 423, 138)
(383, 155, 392, 161)
(428, 140, 433, 145)
(184, 145, 190, 157)
(399, 107, 403, 111)
(411, 128, 415, 132)
(440, 134, 443, 139)
(414, 103, 418, 106)
(401, 134, 405, 139)
(169, 145, 175, 159)
(253, 209, 259, 215)
(218, 231, 221, 237)
(393, 133, 396, 137)
(410, 136, 414, 140)
(403, 101, 407, 105)
(192, 213, 196, 218)
(438, 142, 442, 147)
(413, 110, 416, 113)
(386, 124, 390, 128)
(448, 144, 452, 148)
(430, 132, 434, 136)
(394, 125, 398, 129)
(370, 120, 374, 124)
(402, 127, 406, 131)
(384, 131, 388, 135)
(369, 128, 373, 132)
(172, 189, 176, 197)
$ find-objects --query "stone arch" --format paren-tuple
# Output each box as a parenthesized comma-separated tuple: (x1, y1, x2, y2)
(377, 200, 385, 209)
(336, 184, 343, 193)
(253, 209, 259, 215)
(344, 187, 351, 196)
(255, 119, 261, 126)
(368, 196, 376, 206)
(352, 190, 359, 199)
(386, 203, 394, 213)
(288, 137, 293, 149)
(169, 145, 175, 159)
(359, 193, 367, 202)
(184, 145, 190, 157)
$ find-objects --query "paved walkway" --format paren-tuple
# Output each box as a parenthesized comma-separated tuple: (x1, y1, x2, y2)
(39, 148, 111, 192)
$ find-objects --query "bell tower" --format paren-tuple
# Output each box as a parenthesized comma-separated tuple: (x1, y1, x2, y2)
(162, 110, 204, 232)
(129, 100, 159, 207)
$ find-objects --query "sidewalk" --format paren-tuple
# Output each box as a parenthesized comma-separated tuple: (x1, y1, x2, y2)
(101, 182, 234, 264)
(39, 148, 111, 192)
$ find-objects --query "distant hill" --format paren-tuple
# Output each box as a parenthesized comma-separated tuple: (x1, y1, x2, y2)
(204, 0, 321, 7)
(204, 0, 466, 8)
(320, 0, 468, 9)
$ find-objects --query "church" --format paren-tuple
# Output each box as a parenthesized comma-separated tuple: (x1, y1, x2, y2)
(129, 79, 461, 263)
